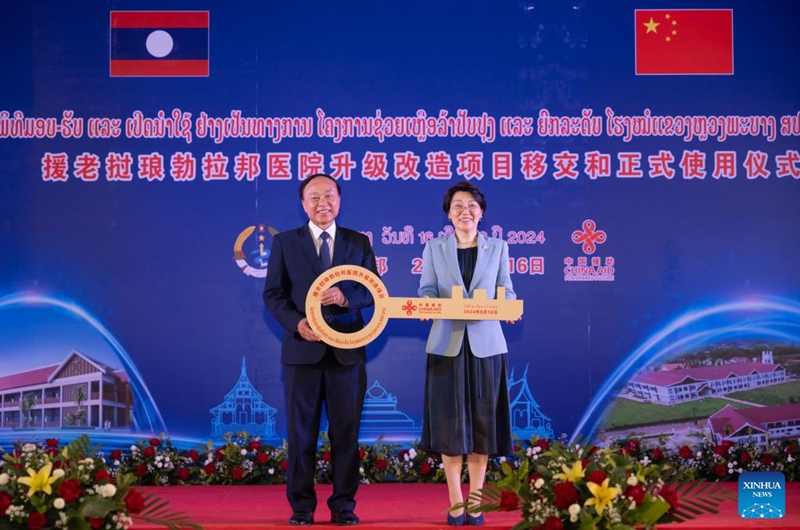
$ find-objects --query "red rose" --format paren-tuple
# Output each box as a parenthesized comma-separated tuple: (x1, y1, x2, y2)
(57, 479, 83, 503)
(215, 448, 225, 459)
(553, 481, 580, 510)
(528, 471, 542, 485)
(419, 462, 432, 475)
(110, 449, 122, 460)
(322, 451, 331, 462)
(658, 485, 679, 513)
(257, 452, 269, 464)
(204, 463, 216, 474)
(761, 454, 774, 466)
(586, 469, 606, 485)
(514, 444, 520, 452)
(786, 443, 798, 455)
(619, 446, 632, 456)
(178, 467, 190, 481)
(28, 513, 47, 530)
(124, 488, 146, 514)
(652, 447, 665, 461)
(52, 460, 62, 470)
(625, 484, 645, 505)
(535, 439, 549, 452)
(587, 445, 598, 456)
(86, 517, 105, 530)
(134, 465, 147, 477)
(376, 459, 388, 471)
(149, 438, 161, 447)
(740, 451, 752, 463)
(499, 490, 520, 511)
(679, 445, 694, 459)
(359, 449, 366, 460)
(45, 438, 59, 448)
(280, 460, 289, 472)
(713, 444, 729, 456)
(144, 447, 155, 458)
(543, 515, 564, 530)
(714, 464, 727, 477)
(722, 440, 735, 449)
(628, 439, 640, 451)
(248, 440, 261, 451)
(0, 491, 13, 516)
(188, 449, 200, 462)
(231, 467, 244, 481)
(398, 449, 409, 459)
(94, 469, 110, 482)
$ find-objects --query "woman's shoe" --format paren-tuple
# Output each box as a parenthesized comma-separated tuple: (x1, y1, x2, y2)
(466, 513, 484, 526)
(447, 511, 465, 526)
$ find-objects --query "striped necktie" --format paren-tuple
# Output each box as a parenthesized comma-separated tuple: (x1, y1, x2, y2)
(319, 232, 331, 269)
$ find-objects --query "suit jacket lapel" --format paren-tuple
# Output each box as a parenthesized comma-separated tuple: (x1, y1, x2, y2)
(444, 235, 465, 290)
(469, 233, 490, 292)
(332, 230, 348, 267)
(300, 226, 324, 276)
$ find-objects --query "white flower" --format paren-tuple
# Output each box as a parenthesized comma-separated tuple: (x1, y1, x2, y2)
(241, 449, 247, 456)
(534, 478, 544, 489)
(54, 498, 65, 509)
(0, 473, 9, 486)
(626, 475, 638, 486)
(408, 448, 417, 459)
(640, 456, 651, 466)
(696, 451, 702, 458)
(568, 504, 581, 516)
(268, 468, 274, 475)
(22, 443, 37, 453)
(101, 484, 117, 498)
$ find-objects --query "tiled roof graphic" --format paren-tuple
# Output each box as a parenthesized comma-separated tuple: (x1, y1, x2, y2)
(632, 362, 782, 386)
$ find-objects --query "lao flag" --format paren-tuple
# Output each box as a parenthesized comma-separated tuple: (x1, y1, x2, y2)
(110, 11, 209, 77)
(635, 9, 733, 75)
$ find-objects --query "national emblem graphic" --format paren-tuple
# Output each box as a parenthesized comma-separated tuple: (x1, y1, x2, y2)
(233, 224, 277, 278)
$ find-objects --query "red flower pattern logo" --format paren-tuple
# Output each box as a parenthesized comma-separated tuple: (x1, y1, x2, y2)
(401, 300, 418, 315)
(571, 219, 607, 255)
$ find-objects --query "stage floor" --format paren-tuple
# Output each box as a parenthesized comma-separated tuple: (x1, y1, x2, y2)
(132, 482, 800, 529)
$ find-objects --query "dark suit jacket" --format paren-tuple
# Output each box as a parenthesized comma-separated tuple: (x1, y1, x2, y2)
(263, 224, 378, 366)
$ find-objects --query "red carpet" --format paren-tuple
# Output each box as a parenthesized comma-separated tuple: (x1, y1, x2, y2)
(132, 483, 800, 529)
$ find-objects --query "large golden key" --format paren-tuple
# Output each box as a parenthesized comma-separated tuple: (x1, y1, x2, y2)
(305, 265, 524, 349)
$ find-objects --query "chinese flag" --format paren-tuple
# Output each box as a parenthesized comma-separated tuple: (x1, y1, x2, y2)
(635, 9, 733, 75)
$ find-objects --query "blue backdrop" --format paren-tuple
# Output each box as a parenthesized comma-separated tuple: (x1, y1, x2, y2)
(1, 0, 799, 451)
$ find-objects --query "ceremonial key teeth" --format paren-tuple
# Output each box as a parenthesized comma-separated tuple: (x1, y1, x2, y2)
(305, 265, 524, 349)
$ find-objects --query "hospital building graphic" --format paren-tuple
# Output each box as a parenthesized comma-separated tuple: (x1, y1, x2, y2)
(0, 350, 132, 430)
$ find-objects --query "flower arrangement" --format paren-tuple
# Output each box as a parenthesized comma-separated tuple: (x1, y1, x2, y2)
(0, 435, 199, 530)
(662, 436, 799, 482)
(457, 436, 736, 530)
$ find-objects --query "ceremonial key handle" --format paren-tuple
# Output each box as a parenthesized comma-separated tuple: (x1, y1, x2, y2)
(305, 265, 524, 349)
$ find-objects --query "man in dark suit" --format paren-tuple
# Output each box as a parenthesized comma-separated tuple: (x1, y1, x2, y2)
(264, 173, 378, 526)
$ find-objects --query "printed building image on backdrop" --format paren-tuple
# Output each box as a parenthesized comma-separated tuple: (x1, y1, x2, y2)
(1, 0, 799, 462)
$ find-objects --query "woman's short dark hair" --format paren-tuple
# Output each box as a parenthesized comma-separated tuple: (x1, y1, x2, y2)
(442, 181, 487, 214)
(298, 173, 342, 200)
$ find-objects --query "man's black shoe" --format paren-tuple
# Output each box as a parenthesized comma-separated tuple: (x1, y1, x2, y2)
(330, 510, 360, 526)
(289, 512, 314, 525)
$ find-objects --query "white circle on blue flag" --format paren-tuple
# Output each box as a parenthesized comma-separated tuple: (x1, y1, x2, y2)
(145, 30, 174, 58)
